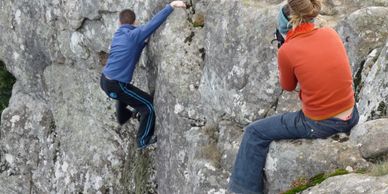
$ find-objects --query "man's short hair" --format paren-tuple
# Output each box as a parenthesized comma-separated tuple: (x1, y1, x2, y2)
(119, 9, 136, 25)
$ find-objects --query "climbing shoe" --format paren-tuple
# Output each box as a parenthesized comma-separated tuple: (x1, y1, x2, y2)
(132, 111, 141, 122)
(137, 136, 157, 150)
(116, 101, 132, 125)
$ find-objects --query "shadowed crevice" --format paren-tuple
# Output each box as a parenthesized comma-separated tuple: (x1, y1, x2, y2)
(0, 60, 16, 116)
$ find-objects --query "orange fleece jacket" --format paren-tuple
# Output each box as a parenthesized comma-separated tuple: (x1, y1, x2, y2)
(277, 23, 355, 120)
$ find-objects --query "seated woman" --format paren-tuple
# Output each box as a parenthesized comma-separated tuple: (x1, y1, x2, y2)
(229, 0, 359, 193)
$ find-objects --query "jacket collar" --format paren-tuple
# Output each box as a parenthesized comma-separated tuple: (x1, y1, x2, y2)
(120, 24, 136, 30)
(285, 23, 316, 42)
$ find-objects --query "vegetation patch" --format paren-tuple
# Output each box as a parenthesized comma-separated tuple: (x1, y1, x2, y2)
(98, 51, 109, 67)
(283, 162, 388, 194)
(282, 169, 349, 194)
(121, 141, 155, 194)
(0, 60, 16, 116)
(368, 161, 388, 176)
(192, 14, 205, 28)
(135, 150, 152, 194)
(201, 144, 222, 169)
(201, 124, 222, 169)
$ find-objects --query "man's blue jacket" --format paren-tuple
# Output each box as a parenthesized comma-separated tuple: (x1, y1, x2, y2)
(103, 4, 174, 83)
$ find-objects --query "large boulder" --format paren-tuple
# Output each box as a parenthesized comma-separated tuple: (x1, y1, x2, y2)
(350, 119, 388, 160)
(265, 136, 369, 193)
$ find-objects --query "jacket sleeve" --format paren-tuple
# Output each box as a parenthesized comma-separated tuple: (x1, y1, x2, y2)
(277, 48, 297, 91)
(134, 4, 174, 43)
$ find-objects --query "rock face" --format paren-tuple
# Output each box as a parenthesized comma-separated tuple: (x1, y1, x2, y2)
(336, 7, 388, 74)
(0, 0, 160, 193)
(0, 0, 388, 194)
(357, 41, 388, 122)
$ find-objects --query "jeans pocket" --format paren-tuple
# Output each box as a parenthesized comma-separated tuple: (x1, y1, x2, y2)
(310, 128, 335, 139)
(307, 120, 338, 139)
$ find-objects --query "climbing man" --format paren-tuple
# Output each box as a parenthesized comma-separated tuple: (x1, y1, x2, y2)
(100, 1, 187, 149)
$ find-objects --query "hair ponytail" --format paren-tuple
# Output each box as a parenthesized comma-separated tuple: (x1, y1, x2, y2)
(287, 0, 321, 28)
(309, 0, 321, 18)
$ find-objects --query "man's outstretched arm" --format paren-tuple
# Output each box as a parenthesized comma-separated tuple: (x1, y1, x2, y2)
(135, 1, 186, 43)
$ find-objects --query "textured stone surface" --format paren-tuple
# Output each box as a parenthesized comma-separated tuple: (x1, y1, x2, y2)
(301, 174, 388, 194)
(357, 41, 388, 122)
(0, 0, 159, 193)
(0, 175, 30, 193)
(350, 119, 388, 159)
(1, 0, 388, 193)
(0, 84, 56, 192)
(199, 1, 282, 125)
(265, 136, 370, 193)
(336, 7, 388, 73)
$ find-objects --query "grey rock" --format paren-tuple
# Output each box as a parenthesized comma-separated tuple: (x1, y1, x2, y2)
(0, 175, 30, 194)
(146, 4, 208, 193)
(350, 119, 388, 159)
(0, 83, 56, 193)
(43, 65, 131, 193)
(357, 41, 388, 122)
(266, 90, 301, 117)
(301, 174, 388, 194)
(321, 0, 388, 17)
(199, 1, 282, 125)
(336, 7, 388, 74)
(265, 137, 370, 193)
(354, 48, 381, 102)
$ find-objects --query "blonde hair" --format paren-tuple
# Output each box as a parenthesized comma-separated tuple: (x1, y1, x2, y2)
(287, 0, 321, 28)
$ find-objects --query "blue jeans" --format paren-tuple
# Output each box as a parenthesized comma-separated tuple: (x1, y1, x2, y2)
(229, 106, 359, 194)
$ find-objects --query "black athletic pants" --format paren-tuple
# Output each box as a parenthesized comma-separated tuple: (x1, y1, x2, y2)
(100, 73, 155, 148)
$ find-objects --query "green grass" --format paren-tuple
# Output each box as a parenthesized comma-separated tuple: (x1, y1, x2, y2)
(0, 61, 16, 115)
(368, 161, 388, 176)
(283, 162, 388, 194)
(135, 150, 151, 194)
(282, 169, 349, 194)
